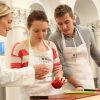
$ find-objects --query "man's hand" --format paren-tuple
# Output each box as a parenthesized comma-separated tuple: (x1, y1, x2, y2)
(75, 86, 84, 91)
(34, 64, 50, 80)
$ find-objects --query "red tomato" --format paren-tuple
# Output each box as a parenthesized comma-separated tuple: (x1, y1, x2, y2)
(51, 78, 63, 89)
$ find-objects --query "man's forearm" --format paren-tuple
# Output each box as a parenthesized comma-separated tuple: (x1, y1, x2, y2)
(67, 76, 83, 88)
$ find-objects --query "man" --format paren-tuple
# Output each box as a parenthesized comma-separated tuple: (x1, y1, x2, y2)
(49, 4, 100, 90)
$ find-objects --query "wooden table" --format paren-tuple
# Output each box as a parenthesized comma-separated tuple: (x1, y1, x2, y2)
(30, 89, 100, 100)
(77, 95, 100, 100)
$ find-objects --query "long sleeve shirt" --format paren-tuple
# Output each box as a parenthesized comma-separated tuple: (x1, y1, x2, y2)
(49, 25, 100, 78)
(11, 40, 62, 75)
(0, 62, 35, 86)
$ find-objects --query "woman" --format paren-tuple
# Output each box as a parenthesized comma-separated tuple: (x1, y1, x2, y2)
(11, 10, 65, 99)
(0, 1, 49, 86)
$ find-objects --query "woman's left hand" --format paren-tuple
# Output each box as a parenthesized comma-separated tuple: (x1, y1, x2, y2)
(57, 77, 67, 85)
(51, 77, 67, 89)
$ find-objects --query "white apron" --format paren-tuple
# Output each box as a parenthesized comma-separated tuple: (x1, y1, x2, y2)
(62, 28, 95, 90)
(21, 40, 63, 100)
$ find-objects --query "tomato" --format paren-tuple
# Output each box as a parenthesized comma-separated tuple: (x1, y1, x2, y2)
(51, 78, 63, 89)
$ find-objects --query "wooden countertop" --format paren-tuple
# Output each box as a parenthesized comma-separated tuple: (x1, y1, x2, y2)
(30, 88, 100, 100)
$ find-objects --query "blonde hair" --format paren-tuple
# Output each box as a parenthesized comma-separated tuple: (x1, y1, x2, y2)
(0, 1, 12, 17)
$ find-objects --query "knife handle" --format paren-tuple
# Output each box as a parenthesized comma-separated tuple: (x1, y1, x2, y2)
(84, 89, 95, 91)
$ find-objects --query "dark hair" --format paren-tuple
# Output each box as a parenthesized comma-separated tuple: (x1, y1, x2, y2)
(54, 4, 74, 19)
(27, 10, 48, 28)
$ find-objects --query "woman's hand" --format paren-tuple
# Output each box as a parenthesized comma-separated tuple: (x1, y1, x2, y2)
(51, 77, 67, 89)
(57, 77, 67, 85)
(34, 64, 50, 80)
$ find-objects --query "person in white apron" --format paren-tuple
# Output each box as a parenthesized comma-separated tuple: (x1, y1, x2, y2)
(20, 40, 64, 100)
(62, 28, 95, 90)
(49, 4, 100, 91)
(10, 10, 66, 100)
